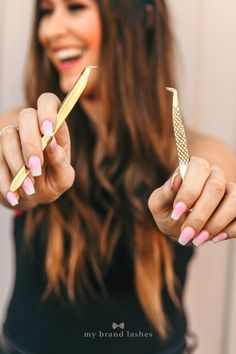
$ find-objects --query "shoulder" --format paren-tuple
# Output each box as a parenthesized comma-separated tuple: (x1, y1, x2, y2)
(0, 108, 21, 130)
(186, 128, 236, 182)
(186, 127, 233, 156)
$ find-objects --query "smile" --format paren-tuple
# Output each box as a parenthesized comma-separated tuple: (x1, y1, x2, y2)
(53, 48, 84, 73)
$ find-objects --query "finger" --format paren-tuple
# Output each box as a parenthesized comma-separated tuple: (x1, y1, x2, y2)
(0, 144, 19, 206)
(0, 128, 36, 198)
(211, 218, 236, 243)
(18, 108, 43, 177)
(148, 167, 182, 220)
(180, 165, 225, 244)
(202, 181, 236, 238)
(172, 156, 211, 221)
(37, 93, 71, 159)
(43, 137, 75, 195)
(37, 92, 61, 137)
(0, 126, 25, 176)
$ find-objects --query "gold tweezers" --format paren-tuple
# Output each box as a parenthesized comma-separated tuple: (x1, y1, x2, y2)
(166, 87, 190, 179)
(10, 65, 96, 192)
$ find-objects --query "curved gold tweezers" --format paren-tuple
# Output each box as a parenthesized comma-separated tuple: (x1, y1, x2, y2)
(166, 87, 190, 179)
(10, 65, 96, 192)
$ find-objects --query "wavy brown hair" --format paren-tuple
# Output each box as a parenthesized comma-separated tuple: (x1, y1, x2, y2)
(25, 0, 180, 340)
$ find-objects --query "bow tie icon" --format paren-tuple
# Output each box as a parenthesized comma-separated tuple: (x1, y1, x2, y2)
(112, 322, 125, 330)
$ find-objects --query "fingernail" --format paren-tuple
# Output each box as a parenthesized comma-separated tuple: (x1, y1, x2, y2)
(178, 226, 195, 246)
(41, 120, 53, 137)
(169, 172, 178, 190)
(49, 137, 57, 154)
(6, 191, 18, 206)
(171, 201, 187, 221)
(212, 232, 228, 244)
(28, 156, 42, 177)
(21, 177, 35, 196)
(192, 230, 210, 247)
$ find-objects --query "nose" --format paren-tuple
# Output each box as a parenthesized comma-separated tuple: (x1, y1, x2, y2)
(44, 8, 69, 40)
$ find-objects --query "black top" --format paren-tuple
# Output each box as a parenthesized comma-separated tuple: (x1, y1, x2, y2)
(3, 212, 194, 354)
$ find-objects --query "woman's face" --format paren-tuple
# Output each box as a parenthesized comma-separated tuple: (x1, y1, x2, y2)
(38, 0, 102, 94)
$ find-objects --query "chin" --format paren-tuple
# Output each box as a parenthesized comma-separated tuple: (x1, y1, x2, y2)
(59, 70, 99, 98)
(60, 76, 77, 94)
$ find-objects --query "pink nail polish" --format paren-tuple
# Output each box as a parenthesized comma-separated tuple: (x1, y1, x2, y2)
(41, 120, 53, 137)
(6, 192, 18, 206)
(171, 201, 187, 221)
(28, 156, 42, 177)
(169, 172, 178, 190)
(178, 226, 195, 245)
(212, 233, 228, 244)
(49, 137, 57, 154)
(21, 177, 35, 196)
(192, 230, 210, 247)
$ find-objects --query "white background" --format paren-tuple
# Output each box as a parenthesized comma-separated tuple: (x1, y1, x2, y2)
(1, 1, 236, 353)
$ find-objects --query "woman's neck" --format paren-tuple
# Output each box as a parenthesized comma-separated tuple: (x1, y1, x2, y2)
(80, 97, 104, 124)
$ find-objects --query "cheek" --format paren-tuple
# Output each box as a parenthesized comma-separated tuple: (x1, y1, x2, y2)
(91, 18, 102, 54)
(37, 22, 46, 47)
(79, 11, 102, 56)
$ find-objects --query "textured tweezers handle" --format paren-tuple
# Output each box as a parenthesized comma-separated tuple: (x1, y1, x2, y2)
(166, 87, 190, 179)
(172, 105, 190, 177)
(10, 66, 96, 192)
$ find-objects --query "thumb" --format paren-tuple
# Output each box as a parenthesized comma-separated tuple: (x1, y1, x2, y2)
(44, 137, 75, 194)
(148, 167, 182, 218)
(53, 121, 71, 160)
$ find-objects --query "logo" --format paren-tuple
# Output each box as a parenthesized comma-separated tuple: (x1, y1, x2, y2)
(112, 322, 125, 330)
(82, 321, 153, 340)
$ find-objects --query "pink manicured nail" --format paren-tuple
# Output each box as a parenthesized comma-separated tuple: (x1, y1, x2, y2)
(212, 233, 228, 244)
(28, 156, 42, 177)
(169, 172, 178, 190)
(171, 201, 187, 221)
(178, 226, 195, 245)
(21, 177, 35, 196)
(41, 120, 53, 137)
(49, 137, 57, 154)
(6, 192, 18, 206)
(192, 230, 210, 247)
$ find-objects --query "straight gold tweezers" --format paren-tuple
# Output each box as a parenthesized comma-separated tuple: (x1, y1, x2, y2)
(166, 87, 190, 179)
(10, 65, 96, 192)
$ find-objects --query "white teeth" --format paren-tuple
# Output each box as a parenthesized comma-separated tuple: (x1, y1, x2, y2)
(56, 48, 83, 61)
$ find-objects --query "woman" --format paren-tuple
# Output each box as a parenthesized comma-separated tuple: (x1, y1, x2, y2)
(0, 0, 236, 353)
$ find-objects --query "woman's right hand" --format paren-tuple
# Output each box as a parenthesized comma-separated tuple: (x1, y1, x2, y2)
(0, 93, 75, 209)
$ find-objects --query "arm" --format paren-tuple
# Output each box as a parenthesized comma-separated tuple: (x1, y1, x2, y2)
(186, 128, 236, 182)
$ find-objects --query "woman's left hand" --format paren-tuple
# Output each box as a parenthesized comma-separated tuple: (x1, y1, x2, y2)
(148, 156, 236, 246)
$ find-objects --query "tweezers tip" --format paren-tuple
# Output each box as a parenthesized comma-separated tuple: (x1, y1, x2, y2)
(86, 65, 98, 69)
(165, 87, 176, 93)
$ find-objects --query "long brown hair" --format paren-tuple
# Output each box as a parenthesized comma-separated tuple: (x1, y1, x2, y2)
(25, 0, 180, 339)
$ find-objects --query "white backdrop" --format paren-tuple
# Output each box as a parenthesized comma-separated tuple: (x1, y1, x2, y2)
(1, 1, 236, 353)
(0, 0, 35, 340)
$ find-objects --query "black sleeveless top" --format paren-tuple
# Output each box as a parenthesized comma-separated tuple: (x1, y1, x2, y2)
(3, 212, 194, 354)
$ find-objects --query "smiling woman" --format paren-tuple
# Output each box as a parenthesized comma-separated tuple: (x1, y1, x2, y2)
(0, 1, 236, 354)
